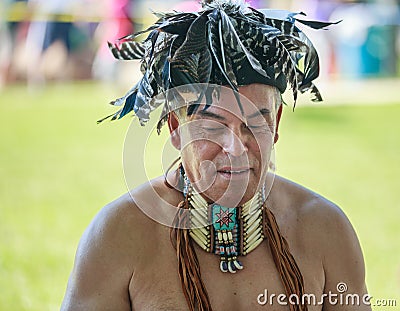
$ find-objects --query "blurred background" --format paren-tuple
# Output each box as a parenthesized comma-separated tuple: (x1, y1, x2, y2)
(0, 0, 399, 310)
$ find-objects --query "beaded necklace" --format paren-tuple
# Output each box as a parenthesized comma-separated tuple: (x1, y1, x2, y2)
(183, 173, 266, 273)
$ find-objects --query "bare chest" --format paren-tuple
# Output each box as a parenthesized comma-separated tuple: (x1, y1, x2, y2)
(129, 234, 325, 311)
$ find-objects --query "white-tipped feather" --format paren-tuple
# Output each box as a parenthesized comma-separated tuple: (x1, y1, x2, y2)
(100, 0, 334, 126)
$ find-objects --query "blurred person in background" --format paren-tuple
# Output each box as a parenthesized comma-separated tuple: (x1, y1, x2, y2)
(0, 1, 13, 87)
(91, 0, 135, 81)
(330, 0, 399, 78)
(24, 0, 94, 85)
(61, 1, 371, 310)
(0, 0, 29, 86)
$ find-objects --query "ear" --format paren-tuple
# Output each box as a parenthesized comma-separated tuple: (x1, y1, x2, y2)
(168, 112, 181, 150)
(274, 104, 283, 144)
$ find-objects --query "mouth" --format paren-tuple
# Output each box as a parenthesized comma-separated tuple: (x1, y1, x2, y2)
(217, 167, 252, 179)
(219, 169, 249, 174)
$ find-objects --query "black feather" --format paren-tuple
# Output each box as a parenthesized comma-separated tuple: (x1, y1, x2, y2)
(170, 13, 211, 86)
(108, 41, 145, 60)
(295, 18, 341, 30)
(102, 4, 334, 127)
(118, 91, 137, 119)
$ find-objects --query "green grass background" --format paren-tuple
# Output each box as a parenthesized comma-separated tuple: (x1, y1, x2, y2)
(0, 82, 399, 310)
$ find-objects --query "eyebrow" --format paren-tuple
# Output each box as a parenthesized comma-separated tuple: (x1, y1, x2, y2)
(195, 108, 271, 121)
(247, 108, 272, 119)
(195, 110, 226, 121)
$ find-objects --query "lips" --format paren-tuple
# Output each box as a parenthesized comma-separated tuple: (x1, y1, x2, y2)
(217, 167, 252, 178)
(219, 169, 250, 174)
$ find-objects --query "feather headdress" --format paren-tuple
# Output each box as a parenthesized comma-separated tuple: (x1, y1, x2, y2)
(99, 0, 339, 131)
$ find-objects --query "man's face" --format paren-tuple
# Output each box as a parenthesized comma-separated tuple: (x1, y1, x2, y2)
(170, 83, 280, 207)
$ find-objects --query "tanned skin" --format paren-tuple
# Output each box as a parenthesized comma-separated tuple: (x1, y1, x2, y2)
(61, 84, 370, 311)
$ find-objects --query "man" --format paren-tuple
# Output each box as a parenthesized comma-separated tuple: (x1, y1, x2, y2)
(61, 1, 370, 310)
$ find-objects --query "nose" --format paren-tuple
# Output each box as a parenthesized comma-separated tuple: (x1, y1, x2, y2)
(222, 127, 248, 157)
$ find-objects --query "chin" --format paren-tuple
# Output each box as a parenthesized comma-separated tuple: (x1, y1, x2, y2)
(206, 180, 260, 207)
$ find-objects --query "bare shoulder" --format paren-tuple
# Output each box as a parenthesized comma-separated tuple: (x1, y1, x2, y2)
(74, 175, 181, 259)
(271, 175, 369, 306)
(80, 181, 163, 250)
(80, 190, 155, 259)
(61, 176, 179, 311)
(271, 175, 358, 240)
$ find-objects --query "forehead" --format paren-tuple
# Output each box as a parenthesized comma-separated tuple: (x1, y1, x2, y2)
(175, 83, 277, 119)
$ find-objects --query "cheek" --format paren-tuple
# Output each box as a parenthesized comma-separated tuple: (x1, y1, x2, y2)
(247, 137, 274, 173)
(249, 134, 273, 154)
(182, 141, 221, 172)
(198, 140, 222, 159)
(188, 139, 221, 159)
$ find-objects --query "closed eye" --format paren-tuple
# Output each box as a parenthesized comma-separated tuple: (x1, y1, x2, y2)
(202, 126, 226, 132)
(248, 124, 265, 129)
(245, 123, 273, 134)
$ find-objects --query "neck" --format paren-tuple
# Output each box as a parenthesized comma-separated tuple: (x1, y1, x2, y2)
(182, 169, 266, 208)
